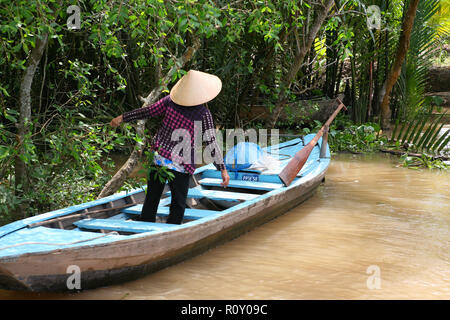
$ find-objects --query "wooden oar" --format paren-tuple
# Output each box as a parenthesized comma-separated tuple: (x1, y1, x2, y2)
(278, 98, 347, 186)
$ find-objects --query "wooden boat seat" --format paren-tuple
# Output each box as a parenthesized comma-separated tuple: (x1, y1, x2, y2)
(200, 169, 284, 184)
(74, 218, 179, 233)
(158, 197, 171, 206)
(122, 204, 218, 220)
(165, 187, 259, 202)
(198, 178, 283, 191)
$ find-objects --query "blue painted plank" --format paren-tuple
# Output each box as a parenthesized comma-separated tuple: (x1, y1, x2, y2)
(159, 197, 172, 206)
(74, 219, 179, 233)
(198, 178, 283, 191)
(201, 170, 283, 183)
(165, 187, 259, 202)
(120, 205, 143, 215)
(122, 204, 219, 220)
(0, 227, 126, 257)
(156, 207, 219, 219)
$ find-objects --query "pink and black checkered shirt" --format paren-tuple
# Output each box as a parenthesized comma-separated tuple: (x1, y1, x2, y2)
(123, 95, 225, 175)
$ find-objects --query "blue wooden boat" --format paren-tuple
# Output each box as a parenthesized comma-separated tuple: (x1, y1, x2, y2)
(0, 134, 330, 292)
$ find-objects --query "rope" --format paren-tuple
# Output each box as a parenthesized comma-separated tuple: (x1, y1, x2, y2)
(266, 152, 291, 160)
(267, 139, 303, 152)
(0, 231, 119, 252)
(265, 138, 304, 161)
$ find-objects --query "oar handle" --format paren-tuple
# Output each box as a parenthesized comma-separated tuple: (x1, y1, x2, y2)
(308, 99, 346, 147)
(324, 98, 347, 128)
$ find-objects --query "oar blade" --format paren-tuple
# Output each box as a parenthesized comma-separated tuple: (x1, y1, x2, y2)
(278, 145, 312, 186)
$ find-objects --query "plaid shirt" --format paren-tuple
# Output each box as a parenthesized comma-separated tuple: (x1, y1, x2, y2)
(123, 95, 225, 174)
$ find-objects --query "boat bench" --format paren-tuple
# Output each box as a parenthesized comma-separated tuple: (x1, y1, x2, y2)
(198, 178, 283, 191)
(165, 187, 259, 202)
(201, 169, 284, 184)
(122, 204, 218, 220)
(74, 218, 179, 233)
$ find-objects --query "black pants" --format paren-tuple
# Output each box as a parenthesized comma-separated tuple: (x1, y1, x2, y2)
(140, 167, 190, 224)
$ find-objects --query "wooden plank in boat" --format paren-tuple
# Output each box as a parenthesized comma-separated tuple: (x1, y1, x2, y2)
(165, 187, 259, 202)
(159, 197, 171, 206)
(157, 207, 219, 219)
(0, 227, 126, 257)
(74, 219, 179, 233)
(198, 178, 283, 191)
(122, 204, 218, 220)
(201, 170, 284, 183)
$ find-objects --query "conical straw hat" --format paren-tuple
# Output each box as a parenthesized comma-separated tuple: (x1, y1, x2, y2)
(170, 70, 222, 106)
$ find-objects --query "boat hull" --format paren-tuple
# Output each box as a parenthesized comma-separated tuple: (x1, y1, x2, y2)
(0, 170, 325, 292)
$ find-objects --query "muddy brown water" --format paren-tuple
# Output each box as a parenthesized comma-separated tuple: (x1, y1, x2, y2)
(0, 153, 448, 299)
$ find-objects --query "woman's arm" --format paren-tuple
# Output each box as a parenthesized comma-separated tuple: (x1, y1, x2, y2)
(202, 110, 229, 187)
(110, 96, 170, 127)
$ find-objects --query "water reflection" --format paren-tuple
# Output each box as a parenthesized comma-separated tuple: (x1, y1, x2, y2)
(1, 153, 448, 299)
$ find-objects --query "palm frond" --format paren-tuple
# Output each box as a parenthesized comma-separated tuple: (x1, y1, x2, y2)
(392, 0, 441, 121)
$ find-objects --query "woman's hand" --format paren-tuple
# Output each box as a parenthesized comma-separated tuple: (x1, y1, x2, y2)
(110, 115, 123, 128)
(221, 169, 230, 188)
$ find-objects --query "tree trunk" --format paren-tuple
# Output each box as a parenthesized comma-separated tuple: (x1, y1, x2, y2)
(269, 0, 335, 127)
(14, 33, 48, 193)
(378, 0, 420, 129)
(350, 50, 357, 121)
(97, 38, 201, 199)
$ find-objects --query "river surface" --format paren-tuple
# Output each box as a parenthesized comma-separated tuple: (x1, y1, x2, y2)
(0, 153, 448, 299)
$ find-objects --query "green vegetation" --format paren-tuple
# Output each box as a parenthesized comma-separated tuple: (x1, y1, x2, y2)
(329, 120, 387, 154)
(0, 0, 448, 225)
(400, 153, 448, 169)
(389, 107, 449, 155)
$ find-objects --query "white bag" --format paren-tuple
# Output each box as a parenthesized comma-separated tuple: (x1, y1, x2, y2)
(247, 151, 281, 172)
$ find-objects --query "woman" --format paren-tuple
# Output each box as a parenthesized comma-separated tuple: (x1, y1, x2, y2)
(110, 70, 229, 224)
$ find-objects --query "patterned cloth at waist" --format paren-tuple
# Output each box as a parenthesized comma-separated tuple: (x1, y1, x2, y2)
(153, 153, 185, 173)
